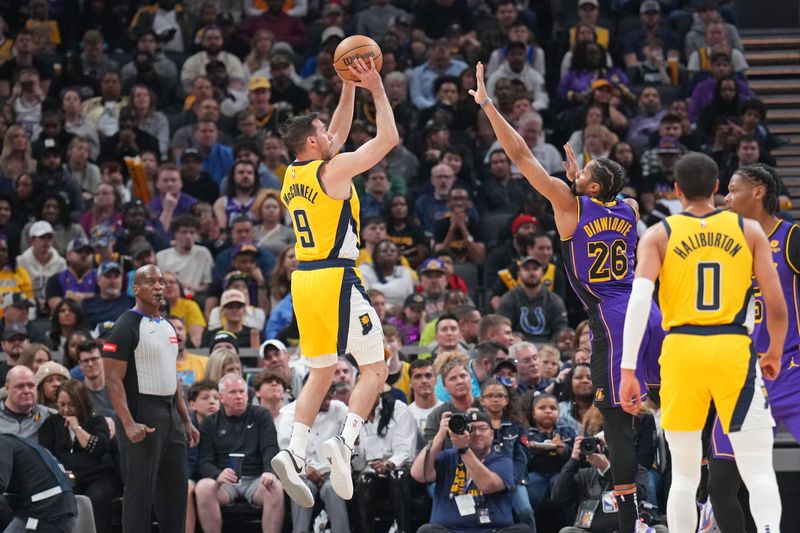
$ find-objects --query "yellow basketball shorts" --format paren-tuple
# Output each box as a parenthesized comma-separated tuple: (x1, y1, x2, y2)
(292, 260, 384, 368)
(660, 325, 773, 434)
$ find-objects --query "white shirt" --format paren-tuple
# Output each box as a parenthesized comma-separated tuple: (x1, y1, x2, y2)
(408, 400, 443, 434)
(358, 264, 415, 309)
(208, 304, 266, 331)
(153, 8, 184, 53)
(484, 138, 564, 175)
(17, 247, 66, 303)
(278, 399, 351, 473)
(359, 400, 418, 468)
(486, 62, 549, 111)
(155, 246, 213, 291)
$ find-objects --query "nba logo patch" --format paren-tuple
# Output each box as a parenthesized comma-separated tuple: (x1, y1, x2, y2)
(359, 314, 372, 335)
(595, 388, 604, 402)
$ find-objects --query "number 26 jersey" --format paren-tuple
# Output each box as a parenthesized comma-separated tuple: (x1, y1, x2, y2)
(281, 160, 361, 262)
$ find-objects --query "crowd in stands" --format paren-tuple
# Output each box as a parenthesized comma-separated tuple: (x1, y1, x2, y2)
(0, 0, 785, 531)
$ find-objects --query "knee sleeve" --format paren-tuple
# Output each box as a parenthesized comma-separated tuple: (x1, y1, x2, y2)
(728, 429, 782, 533)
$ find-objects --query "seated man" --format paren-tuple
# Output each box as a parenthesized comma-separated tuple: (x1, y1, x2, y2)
(277, 383, 353, 533)
(195, 373, 285, 533)
(411, 410, 533, 533)
(0, 365, 52, 439)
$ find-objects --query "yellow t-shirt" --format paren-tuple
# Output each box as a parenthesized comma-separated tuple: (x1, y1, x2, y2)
(177, 352, 209, 386)
(0, 267, 34, 320)
(170, 298, 207, 329)
(390, 361, 411, 399)
(569, 25, 610, 50)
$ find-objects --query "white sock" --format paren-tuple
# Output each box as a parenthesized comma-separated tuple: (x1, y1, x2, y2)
(340, 412, 364, 448)
(288, 422, 310, 460)
(665, 430, 703, 533)
(729, 428, 782, 533)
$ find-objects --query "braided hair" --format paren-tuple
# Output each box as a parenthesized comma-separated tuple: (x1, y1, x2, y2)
(589, 157, 627, 202)
(735, 163, 780, 216)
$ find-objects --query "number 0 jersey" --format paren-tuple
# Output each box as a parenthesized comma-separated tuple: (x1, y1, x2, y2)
(281, 160, 361, 262)
(562, 196, 638, 307)
(659, 210, 753, 330)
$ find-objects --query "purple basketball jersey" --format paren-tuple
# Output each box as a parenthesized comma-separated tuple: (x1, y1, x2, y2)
(562, 196, 637, 305)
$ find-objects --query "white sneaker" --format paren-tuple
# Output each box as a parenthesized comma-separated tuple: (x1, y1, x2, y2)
(271, 449, 314, 508)
(320, 436, 354, 499)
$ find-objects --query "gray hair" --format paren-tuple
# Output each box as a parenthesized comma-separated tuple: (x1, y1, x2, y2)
(518, 111, 543, 128)
(218, 372, 245, 393)
(509, 341, 538, 360)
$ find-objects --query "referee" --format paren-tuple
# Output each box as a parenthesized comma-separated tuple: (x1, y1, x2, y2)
(103, 265, 200, 533)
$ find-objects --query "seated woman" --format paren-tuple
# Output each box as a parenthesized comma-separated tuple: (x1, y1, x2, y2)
(566, 103, 607, 156)
(575, 124, 619, 167)
(557, 41, 632, 110)
(359, 239, 415, 311)
(208, 271, 267, 331)
(38, 379, 121, 533)
(202, 288, 262, 349)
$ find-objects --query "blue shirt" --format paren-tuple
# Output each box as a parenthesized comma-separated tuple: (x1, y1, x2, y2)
(413, 192, 448, 235)
(212, 245, 276, 281)
(409, 59, 468, 109)
(201, 144, 235, 184)
(265, 293, 293, 339)
(82, 294, 135, 328)
(435, 360, 481, 403)
(430, 448, 514, 531)
(147, 192, 198, 218)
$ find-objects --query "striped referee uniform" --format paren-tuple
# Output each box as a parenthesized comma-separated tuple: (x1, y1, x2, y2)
(102, 309, 187, 533)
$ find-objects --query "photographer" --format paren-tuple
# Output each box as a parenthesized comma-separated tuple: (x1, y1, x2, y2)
(411, 410, 534, 533)
(552, 435, 666, 533)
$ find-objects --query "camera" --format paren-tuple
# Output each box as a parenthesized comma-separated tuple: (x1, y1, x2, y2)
(20, 81, 34, 93)
(580, 437, 599, 455)
(448, 413, 470, 435)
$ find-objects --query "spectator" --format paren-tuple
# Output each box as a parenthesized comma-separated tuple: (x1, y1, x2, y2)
(479, 150, 537, 215)
(121, 29, 179, 99)
(203, 289, 261, 349)
(433, 187, 485, 263)
(253, 368, 288, 421)
(130, 85, 169, 157)
(45, 300, 88, 357)
(387, 293, 427, 345)
(435, 340, 505, 402)
(497, 256, 568, 344)
(1, 293, 47, 344)
(80, 30, 119, 81)
(62, 94, 100, 163)
(0, 29, 53, 98)
(423, 357, 479, 443)
(171, 97, 234, 163)
(156, 215, 213, 295)
(454, 305, 482, 346)
(361, 164, 392, 221)
(688, 22, 748, 77)
(15, 342, 50, 374)
(45, 238, 96, 312)
(409, 39, 469, 110)
(17, 220, 65, 313)
(412, 409, 530, 533)
(0, 235, 34, 322)
(79, 183, 123, 237)
(195, 373, 284, 533)
(181, 26, 245, 93)
(166, 315, 207, 387)
(241, 0, 307, 49)
(355, 390, 418, 533)
(484, 213, 539, 287)
(626, 87, 666, 154)
(512, 342, 552, 394)
(0, 126, 37, 182)
(0, 364, 52, 437)
(163, 274, 206, 349)
(419, 258, 452, 318)
(696, 75, 745, 140)
(489, 112, 563, 175)
(477, 315, 515, 348)
(610, 142, 644, 196)
(34, 361, 69, 409)
(360, 240, 415, 310)
(622, 1, 680, 67)
(268, 53, 310, 115)
(684, 0, 743, 59)
(246, 77, 289, 139)
(560, 23, 614, 79)
(38, 379, 120, 533)
(210, 234, 274, 311)
(148, 165, 198, 233)
(8, 68, 45, 142)
(252, 189, 295, 256)
(82, 71, 128, 139)
(407, 358, 443, 433)
(486, 18, 546, 78)
(214, 160, 259, 230)
(208, 271, 267, 331)
(414, 163, 456, 235)
(688, 51, 751, 123)
(557, 42, 631, 108)
(569, 0, 610, 49)
(98, 105, 161, 166)
(487, 41, 548, 111)
(740, 98, 779, 154)
(76, 339, 113, 417)
(491, 359, 519, 391)
(194, 119, 235, 184)
(277, 383, 353, 533)
(35, 140, 85, 221)
(256, 339, 304, 402)
(81, 262, 134, 328)
(180, 148, 220, 205)
(243, 29, 276, 79)
(575, 125, 618, 167)
(386, 194, 429, 269)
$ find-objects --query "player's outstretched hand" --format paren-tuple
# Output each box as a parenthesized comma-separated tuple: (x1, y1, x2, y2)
(759, 352, 781, 380)
(563, 143, 580, 182)
(348, 57, 383, 93)
(468, 62, 488, 105)
(619, 369, 641, 415)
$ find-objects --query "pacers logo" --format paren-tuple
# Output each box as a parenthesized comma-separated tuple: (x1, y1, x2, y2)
(359, 313, 373, 335)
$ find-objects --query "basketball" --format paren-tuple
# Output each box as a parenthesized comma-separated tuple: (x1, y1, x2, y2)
(333, 35, 383, 82)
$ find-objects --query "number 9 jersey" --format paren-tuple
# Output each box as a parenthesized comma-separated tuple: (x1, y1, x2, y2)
(281, 160, 360, 262)
(659, 210, 753, 330)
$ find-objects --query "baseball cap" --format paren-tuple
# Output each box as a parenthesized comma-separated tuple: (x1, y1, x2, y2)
(519, 256, 542, 268)
(492, 359, 518, 375)
(320, 26, 345, 43)
(209, 330, 239, 352)
(420, 258, 447, 275)
(217, 12, 235, 25)
(91, 225, 114, 247)
(234, 242, 261, 257)
(310, 79, 331, 94)
(99, 261, 122, 276)
(35, 361, 70, 387)
(29, 220, 54, 238)
(578, 0, 599, 6)
(656, 136, 681, 154)
(590, 79, 614, 92)
(404, 293, 426, 310)
(389, 15, 411, 27)
(640, 0, 661, 13)
(223, 270, 252, 288)
(83, 29, 103, 45)
(2, 323, 29, 341)
(67, 236, 92, 253)
(258, 339, 287, 358)
(466, 411, 492, 426)
(220, 288, 247, 307)
(424, 120, 448, 133)
(248, 76, 271, 91)
(129, 240, 154, 259)
(322, 4, 344, 16)
(270, 53, 292, 67)
(511, 214, 539, 235)
(181, 148, 202, 163)
(42, 138, 61, 155)
(2, 293, 34, 309)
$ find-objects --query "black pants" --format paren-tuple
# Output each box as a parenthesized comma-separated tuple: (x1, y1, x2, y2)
(116, 396, 187, 533)
(598, 407, 641, 533)
(356, 469, 412, 533)
(708, 458, 747, 533)
(77, 475, 122, 533)
(417, 524, 534, 533)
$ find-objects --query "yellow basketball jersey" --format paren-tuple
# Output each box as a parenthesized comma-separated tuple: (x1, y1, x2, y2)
(281, 160, 361, 262)
(659, 210, 753, 330)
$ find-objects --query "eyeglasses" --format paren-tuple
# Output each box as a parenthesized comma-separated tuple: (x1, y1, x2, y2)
(469, 425, 493, 434)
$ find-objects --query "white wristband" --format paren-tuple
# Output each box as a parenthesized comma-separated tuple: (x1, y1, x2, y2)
(621, 277, 656, 370)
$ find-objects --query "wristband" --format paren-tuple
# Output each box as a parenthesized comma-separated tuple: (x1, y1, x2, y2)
(480, 97, 492, 108)
(457, 447, 469, 455)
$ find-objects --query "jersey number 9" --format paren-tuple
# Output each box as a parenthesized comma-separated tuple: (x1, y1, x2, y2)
(293, 209, 316, 248)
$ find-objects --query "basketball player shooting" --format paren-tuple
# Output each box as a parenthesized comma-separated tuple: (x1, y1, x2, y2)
(271, 56, 399, 508)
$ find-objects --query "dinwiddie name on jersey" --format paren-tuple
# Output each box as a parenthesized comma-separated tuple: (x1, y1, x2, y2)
(582, 216, 634, 238)
(672, 231, 743, 260)
(283, 182, 319, 206)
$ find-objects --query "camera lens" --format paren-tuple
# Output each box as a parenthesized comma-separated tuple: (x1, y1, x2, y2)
(580, 437, 598, 455)
(448, 413, 469, 434)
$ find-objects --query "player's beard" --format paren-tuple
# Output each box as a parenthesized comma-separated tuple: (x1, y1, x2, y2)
(570, 180, 580, 196)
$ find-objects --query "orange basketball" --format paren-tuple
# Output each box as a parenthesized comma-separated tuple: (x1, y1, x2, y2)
(333, 35, 383, 82)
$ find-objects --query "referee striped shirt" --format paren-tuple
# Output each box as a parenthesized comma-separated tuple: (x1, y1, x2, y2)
(102, 310, 179, 398)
